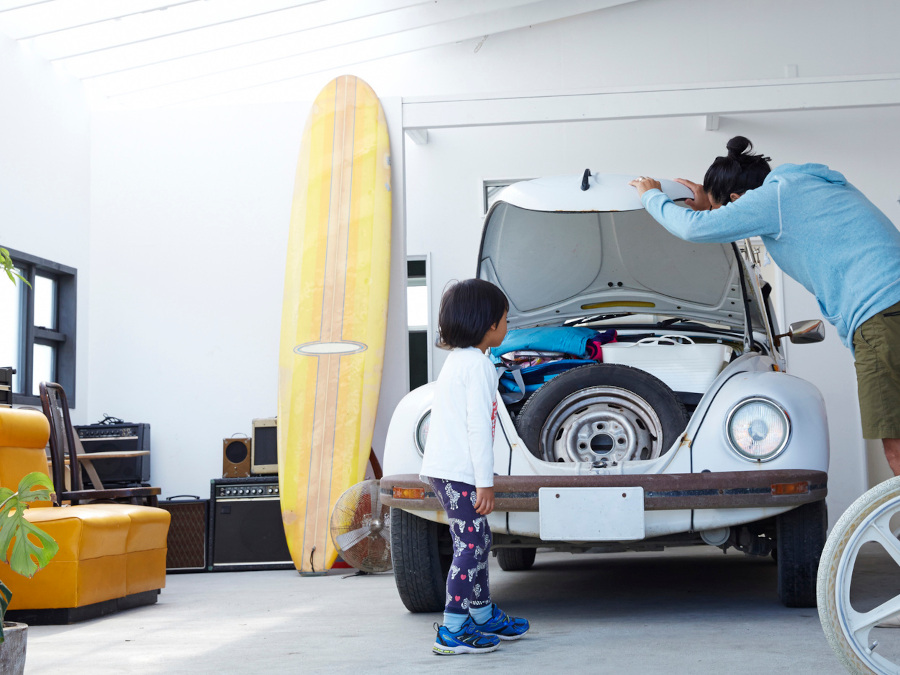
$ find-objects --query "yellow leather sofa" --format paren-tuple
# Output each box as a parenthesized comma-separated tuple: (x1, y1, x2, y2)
(0, 407, 170, 622)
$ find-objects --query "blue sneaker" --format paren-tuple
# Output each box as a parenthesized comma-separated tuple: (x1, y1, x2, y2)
(468, 604, 530, 641)
(432, 622, 500, 655)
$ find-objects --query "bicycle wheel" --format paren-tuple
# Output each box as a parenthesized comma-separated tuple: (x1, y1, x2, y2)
(818, 476, 900, 674)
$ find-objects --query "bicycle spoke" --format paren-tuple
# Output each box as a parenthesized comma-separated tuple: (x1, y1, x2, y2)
(870, 510, 900, 569)
(849, 593, 900, 638)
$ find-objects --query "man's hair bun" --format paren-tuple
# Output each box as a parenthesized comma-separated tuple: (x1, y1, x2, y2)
(726, 136, 753, 159)
(726, 135, 771, 164)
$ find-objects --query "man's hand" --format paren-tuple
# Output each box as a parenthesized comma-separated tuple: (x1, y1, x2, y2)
(474, 486, 495, 515)
(628, 176, 662, 198)
(674, 178, 712, 211)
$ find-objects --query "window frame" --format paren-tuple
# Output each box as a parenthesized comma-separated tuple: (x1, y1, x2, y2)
(3, 247, 77, 407)
(483, 178, 531, 215)
(407, 256, 432, 390)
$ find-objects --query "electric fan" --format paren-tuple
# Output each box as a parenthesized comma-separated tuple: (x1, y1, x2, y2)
(329, 479, 392, 573)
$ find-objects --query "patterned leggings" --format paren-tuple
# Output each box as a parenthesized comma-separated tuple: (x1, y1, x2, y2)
(428, 477, 492, 615)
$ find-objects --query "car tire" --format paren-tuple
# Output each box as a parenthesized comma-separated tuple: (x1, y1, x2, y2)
(776, 499, 826, 608)
(497, 547, 537, 571)
(515, 363, 688, 463)
(390, 507, 451, 613)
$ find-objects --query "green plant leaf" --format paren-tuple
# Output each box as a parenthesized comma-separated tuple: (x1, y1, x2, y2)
(15, 472, 54, 504)
(8, 518, 58, 578)
(0, 472, 59, 579)
(1, 245, 31, 287)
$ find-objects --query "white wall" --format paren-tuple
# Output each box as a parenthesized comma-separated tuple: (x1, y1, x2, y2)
(90, 100, 408, 498)
(0, 33, 91, 409)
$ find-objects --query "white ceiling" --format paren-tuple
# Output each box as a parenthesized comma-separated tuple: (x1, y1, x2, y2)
(0, 0, 637, 109)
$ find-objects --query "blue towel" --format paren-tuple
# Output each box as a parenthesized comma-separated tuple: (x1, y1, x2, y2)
(490, 326, 599, 362)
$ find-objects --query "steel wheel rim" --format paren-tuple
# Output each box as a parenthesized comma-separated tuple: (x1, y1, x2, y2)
(539, 385, 663, 463)
(835, 495, 900, 674)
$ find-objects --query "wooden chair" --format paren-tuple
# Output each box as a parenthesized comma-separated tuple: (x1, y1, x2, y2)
(39, 381, 160, 507)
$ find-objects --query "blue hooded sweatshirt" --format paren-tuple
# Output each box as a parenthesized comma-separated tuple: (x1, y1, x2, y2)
(641, 163, 900, 351)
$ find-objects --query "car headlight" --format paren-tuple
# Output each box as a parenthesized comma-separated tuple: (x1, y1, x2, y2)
(414, 409, 431, 457)
(725, 397, 790, 461)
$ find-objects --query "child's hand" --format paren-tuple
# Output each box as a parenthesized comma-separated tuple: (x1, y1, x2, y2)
(475, 486, 495, 515)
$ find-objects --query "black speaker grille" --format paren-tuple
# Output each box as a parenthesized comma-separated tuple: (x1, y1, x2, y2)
(225, 440, 249, 463)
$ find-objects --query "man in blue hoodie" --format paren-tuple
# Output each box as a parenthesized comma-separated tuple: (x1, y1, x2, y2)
(631, 136, 900, 477)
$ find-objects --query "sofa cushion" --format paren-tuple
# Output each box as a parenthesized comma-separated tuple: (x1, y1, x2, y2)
(24, 506, 131, 560)
(87, 504, 171, 552)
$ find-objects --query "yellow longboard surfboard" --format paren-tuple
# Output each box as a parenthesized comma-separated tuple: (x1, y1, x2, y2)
(277, 75, 391, 574)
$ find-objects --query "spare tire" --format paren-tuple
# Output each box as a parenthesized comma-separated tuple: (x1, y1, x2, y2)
(515, 363, 688, 464)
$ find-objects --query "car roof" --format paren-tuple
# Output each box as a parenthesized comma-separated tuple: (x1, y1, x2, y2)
(495, 173, 693, 212)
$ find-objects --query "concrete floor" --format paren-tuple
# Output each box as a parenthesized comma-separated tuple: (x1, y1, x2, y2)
(24, 547, 852, 675)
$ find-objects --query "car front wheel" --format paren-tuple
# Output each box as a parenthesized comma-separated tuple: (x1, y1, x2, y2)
(390, 507, 451, 613)
(496, 547, 537, 571)
(776, 499, 827, 607)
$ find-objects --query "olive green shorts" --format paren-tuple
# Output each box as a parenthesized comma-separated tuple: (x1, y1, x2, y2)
(854, 300, 900, 439)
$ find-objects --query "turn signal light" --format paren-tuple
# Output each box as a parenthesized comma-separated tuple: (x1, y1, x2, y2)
(393, 487, 425, 500)
(771, 481, 809, 496)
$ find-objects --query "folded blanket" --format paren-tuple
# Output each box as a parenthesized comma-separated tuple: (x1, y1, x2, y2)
(491, 326, 615, 362)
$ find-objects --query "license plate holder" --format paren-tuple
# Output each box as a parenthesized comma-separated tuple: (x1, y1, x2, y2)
(539, 487, 645, 541)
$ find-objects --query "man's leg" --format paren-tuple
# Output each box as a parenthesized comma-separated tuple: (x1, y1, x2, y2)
(884, 438, 900, 476)
(855, 304, 900, 479)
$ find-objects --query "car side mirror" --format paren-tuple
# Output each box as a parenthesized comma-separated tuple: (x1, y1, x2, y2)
(776, 320, 825, 345)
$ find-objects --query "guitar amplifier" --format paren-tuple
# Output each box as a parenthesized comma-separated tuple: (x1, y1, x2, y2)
(73, 422, 150, 486)
(208, 477, 293, 571)
(159, 497, 209, 572)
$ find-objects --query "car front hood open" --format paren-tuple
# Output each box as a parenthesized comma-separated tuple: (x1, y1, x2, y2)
(477, 174, 754, 331)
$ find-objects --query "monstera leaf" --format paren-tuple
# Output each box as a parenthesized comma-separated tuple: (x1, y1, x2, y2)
(0, 472, 58, 643)
(0, 472, 59, 578)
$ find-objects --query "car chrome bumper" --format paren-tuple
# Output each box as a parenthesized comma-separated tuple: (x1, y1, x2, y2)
(381, 470, 827, 511)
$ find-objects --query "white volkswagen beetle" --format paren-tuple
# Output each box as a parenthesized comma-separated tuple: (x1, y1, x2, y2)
(381, 172, 829, 611)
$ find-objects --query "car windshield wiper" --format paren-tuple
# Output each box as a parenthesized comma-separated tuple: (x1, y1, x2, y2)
(565, 313, 633, 326)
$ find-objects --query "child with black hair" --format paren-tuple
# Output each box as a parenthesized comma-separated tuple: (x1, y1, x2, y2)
(420, 278, 530, 655)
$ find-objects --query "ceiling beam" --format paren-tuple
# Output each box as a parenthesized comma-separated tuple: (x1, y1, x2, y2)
(89, 0, 637, 107)
(401, 74, 900, 129)
(0, 0, 204, 34)
(0, 0, 54, 13)
(42, 0, 326, 60)
(67, 0, 432, 77)
(19, 0, 205, 40)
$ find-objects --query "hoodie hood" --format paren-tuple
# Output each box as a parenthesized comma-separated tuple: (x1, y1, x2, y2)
(767, 163, 847, 186)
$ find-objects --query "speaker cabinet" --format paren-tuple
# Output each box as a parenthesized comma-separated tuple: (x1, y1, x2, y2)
(73, 422, 150, 487)
(209, 478, 293, 571)
(251, 418, 277, 475)
(158, 497, 209, 572)
(222, 438, 251, 478)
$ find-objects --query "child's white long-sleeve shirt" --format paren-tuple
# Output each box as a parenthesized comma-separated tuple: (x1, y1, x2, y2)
(420, 347, 498, 488)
